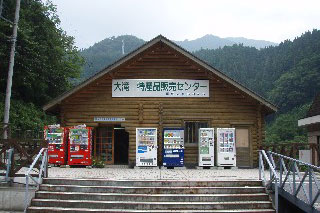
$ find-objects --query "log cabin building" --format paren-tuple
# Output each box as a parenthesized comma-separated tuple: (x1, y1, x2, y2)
(43, 35, 277, 168)
(298, 93, 320, 165)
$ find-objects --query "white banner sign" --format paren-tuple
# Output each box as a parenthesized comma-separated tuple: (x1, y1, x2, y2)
(112, 79, 209, 97)
(94, 117, 125, 122)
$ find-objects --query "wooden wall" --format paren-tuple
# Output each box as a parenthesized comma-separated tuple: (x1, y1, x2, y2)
(59, 42, 267, 167)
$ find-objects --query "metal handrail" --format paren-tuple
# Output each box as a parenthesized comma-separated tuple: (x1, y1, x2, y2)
(259, 150, 280, 213)
(24, 148, 48, 212)
(260, 150, 320, 213)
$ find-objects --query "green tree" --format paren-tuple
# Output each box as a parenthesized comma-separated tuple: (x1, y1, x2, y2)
(0, 0, 83, 131)
(0, 0, 84, 106)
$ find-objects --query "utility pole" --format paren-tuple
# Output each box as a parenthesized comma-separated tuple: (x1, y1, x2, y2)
(0, 0, 3, 17)
(3, 0, 21, 139)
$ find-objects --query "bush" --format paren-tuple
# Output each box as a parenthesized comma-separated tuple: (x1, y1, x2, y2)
(92, 158, 105, 168)
(0, 97, 57, 131)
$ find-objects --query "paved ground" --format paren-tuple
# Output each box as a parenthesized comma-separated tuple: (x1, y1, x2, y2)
(47, 167, 262, 180)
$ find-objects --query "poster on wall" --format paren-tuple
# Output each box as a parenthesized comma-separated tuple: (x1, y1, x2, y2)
(112, 79, 209, 97)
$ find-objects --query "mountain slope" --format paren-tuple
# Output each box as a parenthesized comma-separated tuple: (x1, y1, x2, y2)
(174, 34, 234, 51)
(79, 35, 145, 81)
(79, 34, 277, 82)
(226, 37, 277, 49)
(175, 34, 277, 51)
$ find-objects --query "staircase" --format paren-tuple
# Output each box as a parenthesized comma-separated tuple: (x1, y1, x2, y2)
(27, 178, 275, 212)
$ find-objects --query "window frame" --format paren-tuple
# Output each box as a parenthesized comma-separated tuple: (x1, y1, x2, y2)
(182, 119, 211, 145)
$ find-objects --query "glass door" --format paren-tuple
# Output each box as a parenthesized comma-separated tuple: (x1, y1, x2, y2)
(95, 126, 114, 164)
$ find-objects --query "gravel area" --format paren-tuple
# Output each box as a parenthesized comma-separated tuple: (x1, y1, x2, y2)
(48, 167, 263, 180)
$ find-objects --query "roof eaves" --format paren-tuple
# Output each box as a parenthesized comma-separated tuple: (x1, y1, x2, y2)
(157, 36, 278, 112)
(43, 36, 163, 111)
(43, 34, 277, 113)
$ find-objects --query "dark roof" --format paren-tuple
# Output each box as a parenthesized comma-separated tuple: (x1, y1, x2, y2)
(43, 35, 278, 113)
(307, 93, 320, 117)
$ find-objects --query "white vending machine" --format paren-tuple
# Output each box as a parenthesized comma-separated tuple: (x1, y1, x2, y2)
(198, 128, 214, 167)
(136, 128, 157, 167)
(217, 128, 236, 167)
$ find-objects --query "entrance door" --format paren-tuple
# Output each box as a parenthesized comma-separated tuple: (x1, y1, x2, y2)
(114, 126, 129, 164)
(95, 126, 114, 164)
(236, 128, 251, 168)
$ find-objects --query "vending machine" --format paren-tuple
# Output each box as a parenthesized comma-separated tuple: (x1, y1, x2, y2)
(68, 125, 92, 166)
(163, 128, 184, 167)
(44, 124, 67, 165)
(217, 128, 236, 167)
(136, 128, 157, 166)
(198, 128, 214, 167)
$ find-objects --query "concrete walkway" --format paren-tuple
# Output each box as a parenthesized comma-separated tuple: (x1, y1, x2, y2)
(48, 167, 262, 180)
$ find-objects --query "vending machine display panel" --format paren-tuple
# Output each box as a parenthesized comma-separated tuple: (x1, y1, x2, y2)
(198, 128, 214, 166)
(217, 128, 236, 167)
(136, 128, 157, 166)
(68, 125, 92, 166)
(44, 125, 67, 165)
(163, 128, 184, 167)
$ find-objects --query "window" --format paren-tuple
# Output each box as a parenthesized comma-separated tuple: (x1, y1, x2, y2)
(184, 121, 209, 144)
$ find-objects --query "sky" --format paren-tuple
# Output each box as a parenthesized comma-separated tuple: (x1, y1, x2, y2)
(52, 0, 320, 49)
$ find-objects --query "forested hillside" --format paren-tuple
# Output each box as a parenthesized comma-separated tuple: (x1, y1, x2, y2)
(194, 30, 320, 112)
(79, 35, 144, 81)
(0, 0, 83, 130)
(194, 30, 320, 142)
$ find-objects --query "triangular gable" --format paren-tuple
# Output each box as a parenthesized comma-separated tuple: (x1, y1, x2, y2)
(307, 93, 320, 117)
(43, 35, 278, 113)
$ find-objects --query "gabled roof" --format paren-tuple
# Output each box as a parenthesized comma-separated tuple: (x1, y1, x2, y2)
(307, 93, 320, 117)
(298, 93, 320, 126)
(43, 35, 278, 113)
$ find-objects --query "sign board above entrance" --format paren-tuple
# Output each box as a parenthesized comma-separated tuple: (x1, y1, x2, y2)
(112, 79, 209, 97)
(94, 117, 125, 122)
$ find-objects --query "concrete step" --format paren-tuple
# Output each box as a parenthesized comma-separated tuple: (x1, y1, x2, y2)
(27, 206, 276, 213)
(30, 199, 273, 210)
(43, 178, 263, 187)
(40, 184, 266, 194)
(35, 191, 270, 202)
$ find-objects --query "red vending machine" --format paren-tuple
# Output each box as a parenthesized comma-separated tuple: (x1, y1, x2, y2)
(44, 124, 67, 165)
(67, 125, 92, 166)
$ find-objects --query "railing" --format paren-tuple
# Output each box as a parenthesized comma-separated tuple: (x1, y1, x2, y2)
(24, 148, 48, 212)
(1, 123, 46, 178)
(261, 142, 319, 165)
(259, 150, 320, 213)
(259, 150, 280, 212)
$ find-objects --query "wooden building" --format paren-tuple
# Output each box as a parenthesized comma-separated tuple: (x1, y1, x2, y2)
(298, 93, 320, 164)
(43, 35, 277, 168)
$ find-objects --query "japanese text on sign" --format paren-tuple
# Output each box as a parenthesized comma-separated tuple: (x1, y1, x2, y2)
(112, 79, 209, 97)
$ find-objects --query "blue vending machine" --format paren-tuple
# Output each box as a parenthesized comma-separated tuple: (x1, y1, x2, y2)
(162, 128, 185, 167)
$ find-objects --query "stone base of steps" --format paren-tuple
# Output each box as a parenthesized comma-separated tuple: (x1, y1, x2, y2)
(30, 199, 273, 210)
(27, 178, 275, 212)
(35, 191, 269, 202)
(40, 184, 266, 194)
(28, 206, 275, 212)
